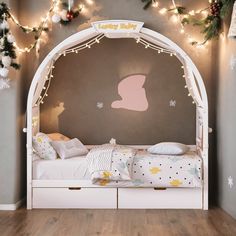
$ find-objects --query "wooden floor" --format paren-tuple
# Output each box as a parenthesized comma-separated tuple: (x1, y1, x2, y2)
(0, 207, 236, 236)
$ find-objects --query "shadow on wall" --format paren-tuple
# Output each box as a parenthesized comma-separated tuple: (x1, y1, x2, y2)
(40, 38, 195, 145)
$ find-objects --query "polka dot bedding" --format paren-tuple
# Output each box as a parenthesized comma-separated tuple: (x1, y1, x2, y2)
(96, 150, 202, 188)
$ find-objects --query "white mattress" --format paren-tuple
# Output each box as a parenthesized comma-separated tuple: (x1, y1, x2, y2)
(33, 150, 202, 188)
(33, 156, 90, 180)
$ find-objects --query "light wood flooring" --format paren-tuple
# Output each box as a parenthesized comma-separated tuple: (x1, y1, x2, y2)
(0, 207, 236, 236)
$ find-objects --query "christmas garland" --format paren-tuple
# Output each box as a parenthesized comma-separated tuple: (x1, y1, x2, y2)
(141, 0, 235, 45)
(0, 0, 83, 89)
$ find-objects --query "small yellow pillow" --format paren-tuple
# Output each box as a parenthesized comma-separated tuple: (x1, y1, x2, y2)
(47, 133, 70, 141)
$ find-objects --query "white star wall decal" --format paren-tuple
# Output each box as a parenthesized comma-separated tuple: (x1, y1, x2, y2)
(228, 176, 234, 189)
(96, 102, 104, 109)
(169, 99, 176, 107)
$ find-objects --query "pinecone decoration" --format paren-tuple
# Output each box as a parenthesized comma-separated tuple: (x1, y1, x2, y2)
(210, 2, 222, 17)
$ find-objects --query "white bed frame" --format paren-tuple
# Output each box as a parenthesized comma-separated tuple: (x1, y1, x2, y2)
(25, 20, 209, 210)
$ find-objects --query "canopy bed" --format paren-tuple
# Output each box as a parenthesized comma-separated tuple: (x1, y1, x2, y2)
(26, 20, 209, 210)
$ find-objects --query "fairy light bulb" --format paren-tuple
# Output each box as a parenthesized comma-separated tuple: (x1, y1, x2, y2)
(180, 29, 185, 34)
(86, 0, 94, 5)
(171, 15, 178, 24)
(95, 38, 100, 43)
(136, 38, 140, 43)
(152, 0, 159, 8)
(184, 85, 188, 88)
(145, 44, 149, 49)
(189, 10, 195, 16)
(159, 8, 167, 15)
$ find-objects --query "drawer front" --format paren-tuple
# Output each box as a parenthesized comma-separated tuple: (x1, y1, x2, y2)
(118, 188, 202, 209)
(33, 187, 117, 209)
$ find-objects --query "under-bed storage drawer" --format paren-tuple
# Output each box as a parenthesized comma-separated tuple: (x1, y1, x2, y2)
(118, 188, 202, 209)
(33, 188, 117, 209)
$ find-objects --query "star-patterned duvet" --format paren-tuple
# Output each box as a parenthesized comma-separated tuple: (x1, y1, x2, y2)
(33, 148, 203, 188)
(95, 150, 202, 188)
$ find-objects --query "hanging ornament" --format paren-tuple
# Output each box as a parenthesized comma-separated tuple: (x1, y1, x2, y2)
(51, 14, 61, 23)
(60, 9, 69, 21)
(0, 20, 9, 29)
(66, 10, 74, 21)
(0, 78, 10, 90)
(7, 34, 16, 43)
(228, 1, 236, 38)
(0, 67, 9, 77)
(1, 55, 12, 67)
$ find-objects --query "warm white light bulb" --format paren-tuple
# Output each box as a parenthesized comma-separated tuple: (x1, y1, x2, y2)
(159, 8, 167, 15)
(152, 1, 159, 8)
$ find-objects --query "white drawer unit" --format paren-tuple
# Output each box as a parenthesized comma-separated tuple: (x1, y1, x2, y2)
(33, 187, 117, 209)
(118, 188, 202, 209)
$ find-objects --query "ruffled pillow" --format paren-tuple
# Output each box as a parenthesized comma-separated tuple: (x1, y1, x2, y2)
(32, 132, 57, 160)
(51, 138, 88, 159)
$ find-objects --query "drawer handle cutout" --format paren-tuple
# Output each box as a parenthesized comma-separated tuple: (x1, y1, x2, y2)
(68, 187, 81, 190)
(154, 187, 167, 191)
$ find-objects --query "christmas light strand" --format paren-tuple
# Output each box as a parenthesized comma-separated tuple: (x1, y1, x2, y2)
(36, 34, 198, 106)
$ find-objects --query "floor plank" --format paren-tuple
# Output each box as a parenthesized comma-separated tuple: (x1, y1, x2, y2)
(0, 207, 236, 236)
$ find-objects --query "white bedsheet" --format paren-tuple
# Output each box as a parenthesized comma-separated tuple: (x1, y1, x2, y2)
(33, 156, 90, 180)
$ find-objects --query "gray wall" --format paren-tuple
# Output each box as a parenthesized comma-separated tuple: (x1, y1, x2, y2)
(1, 0, 218, 205)
(40, 38, 195, 145)
(0, 1, 26, 204)
(217, 14, 236, 218)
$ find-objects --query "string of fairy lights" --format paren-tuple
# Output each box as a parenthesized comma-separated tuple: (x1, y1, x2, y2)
(6, 0, 213, 56)
(150, 0, 210, 47)
(7, 0, 88, 54)
(35, 33, 199, 107)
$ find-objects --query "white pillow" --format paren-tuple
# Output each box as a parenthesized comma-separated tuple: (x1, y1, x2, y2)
(148, 142, 189, 155)
(51, 138, 88, 159)
(32, 132, 57, 160)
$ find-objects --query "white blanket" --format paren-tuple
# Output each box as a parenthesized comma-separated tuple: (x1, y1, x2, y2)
(86, 144, 135, 185)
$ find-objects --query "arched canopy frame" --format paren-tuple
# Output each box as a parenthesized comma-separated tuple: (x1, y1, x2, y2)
(26, 20, 209, 209)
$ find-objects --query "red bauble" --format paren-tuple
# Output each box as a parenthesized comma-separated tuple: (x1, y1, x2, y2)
(66, 11, 74, 21)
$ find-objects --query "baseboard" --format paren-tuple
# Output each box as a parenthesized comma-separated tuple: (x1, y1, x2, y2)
(0, 198, 25, 211)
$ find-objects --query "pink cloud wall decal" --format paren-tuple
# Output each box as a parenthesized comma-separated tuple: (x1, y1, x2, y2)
(111, 74, 148, 111)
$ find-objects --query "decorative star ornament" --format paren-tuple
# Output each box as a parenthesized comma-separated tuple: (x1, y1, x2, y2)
(109, 138, 116, 145)
(228, 176, 234, 189)
(96, 102, 104, 109)
(169, 99, 176, 107)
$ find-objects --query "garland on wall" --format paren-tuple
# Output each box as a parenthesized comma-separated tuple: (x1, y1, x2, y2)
(0, 0, 235, 90)
(141, 0, 235, 45)
(0, 0, 85, 89)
